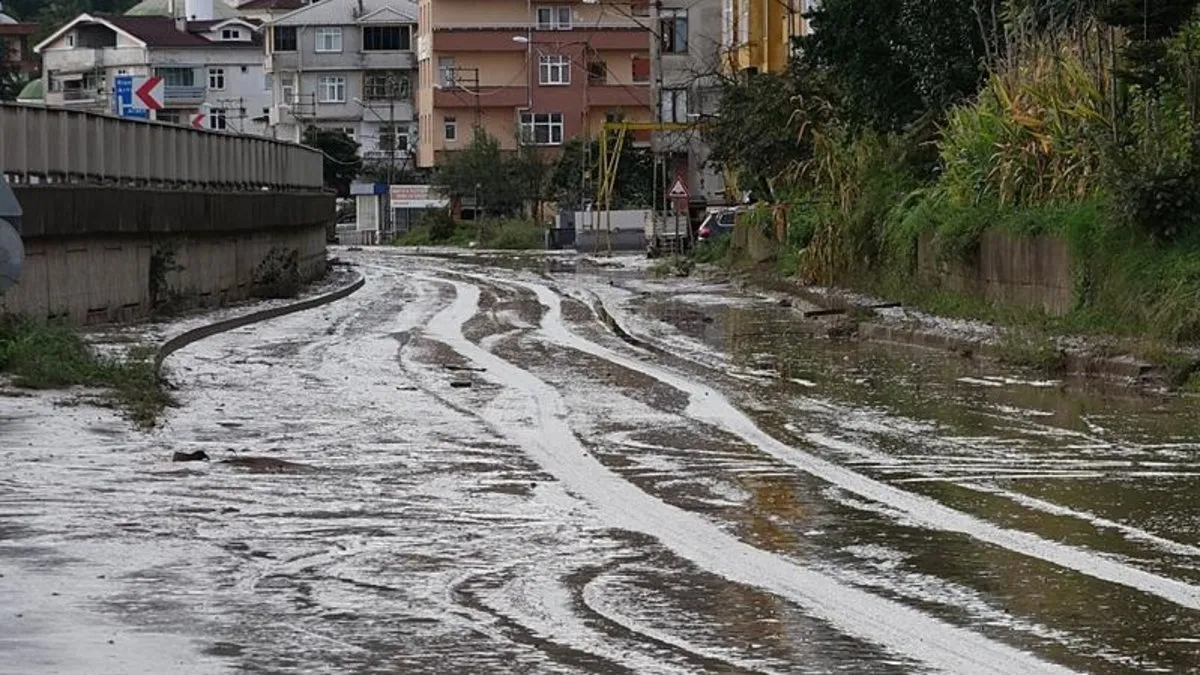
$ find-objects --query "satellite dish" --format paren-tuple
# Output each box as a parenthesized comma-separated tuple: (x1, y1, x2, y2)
(0, 218, 23, 291)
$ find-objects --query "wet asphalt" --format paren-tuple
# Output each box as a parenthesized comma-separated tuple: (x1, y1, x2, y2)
(1, 248, 1199, 674)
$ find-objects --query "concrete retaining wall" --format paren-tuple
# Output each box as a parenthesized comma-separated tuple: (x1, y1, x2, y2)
(918, 231, 1075, 316)
(1, 185, 334, 324)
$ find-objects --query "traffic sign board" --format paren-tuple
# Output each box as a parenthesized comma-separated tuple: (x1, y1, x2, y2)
(135, 76, 164, 110)
(114, 75, 154, 119)
(667, 176, 690, 199)
(190, 113, 207, 129)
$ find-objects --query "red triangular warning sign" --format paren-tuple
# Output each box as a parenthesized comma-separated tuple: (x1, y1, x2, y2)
(667, 177, 690, 199)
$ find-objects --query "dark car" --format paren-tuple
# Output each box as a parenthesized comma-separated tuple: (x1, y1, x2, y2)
(697, 210, 738, 243)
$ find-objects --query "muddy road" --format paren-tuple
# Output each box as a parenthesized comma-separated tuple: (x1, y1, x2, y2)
(3, 248, 1199, 674)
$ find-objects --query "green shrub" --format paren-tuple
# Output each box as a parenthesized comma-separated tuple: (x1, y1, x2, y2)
(0, 317, 172, 427)
(420, 209, 458, 242)
(486, 219, 544, 250)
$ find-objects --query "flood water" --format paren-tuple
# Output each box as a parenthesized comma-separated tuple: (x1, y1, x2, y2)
(1, 248, 1198, 674)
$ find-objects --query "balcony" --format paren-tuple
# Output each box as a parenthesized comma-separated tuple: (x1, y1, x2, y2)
(355, 51, 416, 71)
(433, 26, 648, 52)
(363, 149, 412, 161)
(163, 85, 206, 105)
(433, 85, 528, 108)
(60, 88, 103, 103)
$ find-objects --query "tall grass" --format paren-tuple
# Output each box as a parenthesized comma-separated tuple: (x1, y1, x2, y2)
(0, 317, 172, 428)
(393, 218, 545, 250)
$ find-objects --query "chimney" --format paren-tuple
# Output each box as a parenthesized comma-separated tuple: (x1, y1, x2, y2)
(184, 0, 215, 22)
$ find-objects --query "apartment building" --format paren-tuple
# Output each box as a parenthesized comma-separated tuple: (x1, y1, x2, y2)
(265, 0, 418, 166)
(35, 0, 272, 135)
(416, 0, 653, 168)
(723, 0, 814, 75)
(0, 3, 39, 82)
(654, 0, 725, 202)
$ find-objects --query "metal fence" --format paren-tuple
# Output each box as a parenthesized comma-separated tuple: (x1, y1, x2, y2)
(0, 104, 325, 191)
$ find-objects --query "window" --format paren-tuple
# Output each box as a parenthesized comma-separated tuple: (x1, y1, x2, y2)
(438, 56, 456, 87)
(221, 28, 241, 40)
(660, 9, 688, 53)
(378, 125, 409, 153)
(280, 73, 296, 103)
(661, 88, 688, 123)
(444, 116, 457, 141)
(536, 6, 572, 30)
(273, 26, 297, 51)
(66, 33, 76, 47)
(587, 60, 607, 85)
(318, 75, 346, 103)
(362, 25, 411, 51)
(631, 55, 650, 83)
(155, 67, 194, 87)
(538, 55, 570, 85)
(315, 27, 343, 53)
(208, 67, 225, 91)
(157, 110, 182, 124)
(364, 72, 408, 100)
(331, 127, 356, 139)
(209, 108, 227, 130)
(264, 73, 272, 91)
(520, 112, 564, 145)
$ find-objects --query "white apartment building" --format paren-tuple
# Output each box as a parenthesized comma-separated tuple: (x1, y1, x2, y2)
(265, 0, 418, 165)
(35, 0, 273, 136)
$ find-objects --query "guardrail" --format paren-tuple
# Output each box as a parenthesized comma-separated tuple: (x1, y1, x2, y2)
(0, 103, 325, 191)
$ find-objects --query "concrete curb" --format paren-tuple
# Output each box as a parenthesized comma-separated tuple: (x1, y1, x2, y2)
(155, 273, 366, 372)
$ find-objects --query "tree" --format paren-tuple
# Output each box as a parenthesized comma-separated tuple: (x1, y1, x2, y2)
(550, 137, 655, 211)
(301, 126, 361, 197)
(704, 70, 808, 199)
(0, 38, 32, 102)
(509, 143, 554, 222)
(433, 128, 522, 217)
(799, 0, 996, 133)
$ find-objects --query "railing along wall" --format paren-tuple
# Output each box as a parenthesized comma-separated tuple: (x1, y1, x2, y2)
(0, 104, 325, 191)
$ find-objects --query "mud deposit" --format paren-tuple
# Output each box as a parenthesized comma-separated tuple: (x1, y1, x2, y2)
(2, 249, 1198, 674)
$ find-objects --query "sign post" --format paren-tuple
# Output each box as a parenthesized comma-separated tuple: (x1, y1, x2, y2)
(114, 75, 164, 121)
(667, 175, 690, 200)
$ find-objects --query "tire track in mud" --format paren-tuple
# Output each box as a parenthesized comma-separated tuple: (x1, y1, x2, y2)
(512, 277, 1200, 613)
(414, 271, 1071, 675)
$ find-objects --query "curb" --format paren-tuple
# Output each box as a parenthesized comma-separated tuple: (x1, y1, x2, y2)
(155, 273, 366, 371)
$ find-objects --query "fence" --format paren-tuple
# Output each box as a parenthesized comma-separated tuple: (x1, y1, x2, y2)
(0, 103, 324, 191)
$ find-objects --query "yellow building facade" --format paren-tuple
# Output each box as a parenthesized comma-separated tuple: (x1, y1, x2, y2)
(723, 0, 813, 74)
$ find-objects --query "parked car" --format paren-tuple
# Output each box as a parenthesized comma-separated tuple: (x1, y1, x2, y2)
(697, 209, 740, 243)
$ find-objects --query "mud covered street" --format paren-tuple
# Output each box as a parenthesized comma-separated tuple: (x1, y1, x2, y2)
(3, 248, 1199, 674)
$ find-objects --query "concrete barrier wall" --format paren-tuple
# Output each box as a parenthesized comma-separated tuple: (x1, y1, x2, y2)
(1, 184, 334, 324)
(918, 231, 1075, 316)
(1, 226, 328, 324)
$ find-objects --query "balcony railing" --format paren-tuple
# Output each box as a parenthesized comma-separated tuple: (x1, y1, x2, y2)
(60, 89, 103, 102)
(163, 85, 207, 104)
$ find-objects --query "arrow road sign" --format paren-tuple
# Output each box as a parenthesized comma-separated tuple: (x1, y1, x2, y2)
(135, 76, 164, 110)
(667, 176, 690, 199)
(190, 113, 207, 129)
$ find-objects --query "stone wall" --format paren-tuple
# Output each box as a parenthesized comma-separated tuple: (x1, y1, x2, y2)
(1, 185, 334, 324)
(918, 231, 1075, 316)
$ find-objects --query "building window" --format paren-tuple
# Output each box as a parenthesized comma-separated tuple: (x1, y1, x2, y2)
(362, 25, 411, 51)
(631, 55, 650, 83)
(438, 56, 456, 87)
(378, 125, 409, 153)
(444, 116, 457, 141)
(587, 60, 607, 85)
(520, 112, 564, 145)
(536, 6, 572, 30)
(273, 26, 297, 51)
(318, 75, 346, 103)
(264, 73, 272, 91)
(208, 67, 225, 91)
(315, 27, 343, 53)
(209, 108, 227, 130)
(661, 88, 689, 122)
(538, 55, 570, 85)
(280, 73, 296, 103)
(221, 28, 241, 40)
(66, 33, 76, 47)
(660, 9, 688, 53)
(157, 110, 182, 124)
(155, 67, 195, 87)
(364, 72, 408, 100)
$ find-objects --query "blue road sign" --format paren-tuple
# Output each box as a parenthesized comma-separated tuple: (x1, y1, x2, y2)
(113, 75, 150, 120)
